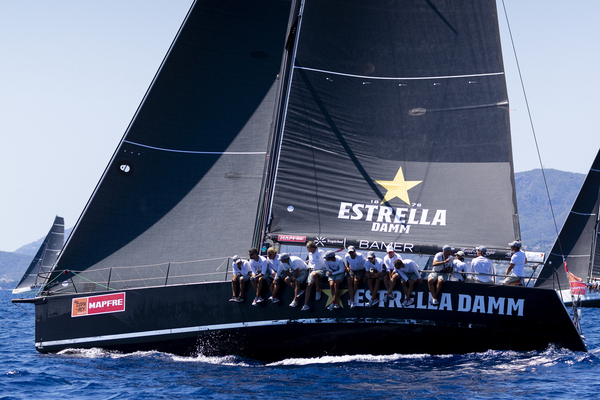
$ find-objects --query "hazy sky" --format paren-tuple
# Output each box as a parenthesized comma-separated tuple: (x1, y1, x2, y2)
(1, 1, 599, 252)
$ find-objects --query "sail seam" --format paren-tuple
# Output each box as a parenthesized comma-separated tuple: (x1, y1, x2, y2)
(123, 140, 266, 155)
(294, 66, 504, 81)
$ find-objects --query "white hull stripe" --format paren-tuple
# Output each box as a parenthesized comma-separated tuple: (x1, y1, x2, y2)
(294, 66, 504, 81)
(36, 317, 454, 348)
(123, 140, 266, 155)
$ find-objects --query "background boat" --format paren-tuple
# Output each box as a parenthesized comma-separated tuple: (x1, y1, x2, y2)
(534, 149, 600, 306)
(12, 216, 64, 295)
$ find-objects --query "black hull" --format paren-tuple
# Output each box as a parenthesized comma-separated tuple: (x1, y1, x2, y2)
(27, 281, 586, 361)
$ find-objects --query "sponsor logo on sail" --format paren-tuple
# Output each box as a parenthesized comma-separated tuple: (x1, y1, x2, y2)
(72, 293, 126, 317)
(337, 167, 446, 234)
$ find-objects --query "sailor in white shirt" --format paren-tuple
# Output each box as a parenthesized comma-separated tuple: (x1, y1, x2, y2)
(450, 251, 467, 282)
(504, 241, 527, 285)
(345, 245, 367, 308)
(281, 253, 308, 307)
(266, 247, 284, 303)
(324, 250, 345, 310)
(302, 241, 327, 311)
(248, 247, 270, 306)
(364, 251, 384, 307)
(468, 246, 495, 284)
(396, 258, 423, 307)
(428, 245, 453, 305)
(230, 255, 249, 302)
(383, 245, 399, 301)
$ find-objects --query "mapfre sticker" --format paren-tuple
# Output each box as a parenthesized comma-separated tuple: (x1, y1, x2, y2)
(278, 235, 306, 242)
(72, 292, 126, 317)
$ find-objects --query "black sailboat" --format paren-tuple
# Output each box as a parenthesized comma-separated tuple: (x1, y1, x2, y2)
(13, 0, 586, 359)
(534, 149, 600, 306)
(12, 216, 64, 295)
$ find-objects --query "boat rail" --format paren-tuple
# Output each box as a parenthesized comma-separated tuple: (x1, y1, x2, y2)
(44, 257, 233, 295)
(42, 259, 532, 296)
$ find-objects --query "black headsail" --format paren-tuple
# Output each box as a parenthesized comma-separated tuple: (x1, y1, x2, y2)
(267, 0, 519, 256)
(45, 0, 293, 295)
(535, 149, 600, 290)
(13, 215, 64, 294)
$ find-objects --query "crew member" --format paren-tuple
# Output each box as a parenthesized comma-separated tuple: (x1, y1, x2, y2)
(504, 241, 527, 286)
(364, 251, 384, 307)
(468, 246, 495, 284)
(428, 245, 453, 305)
(230, 255, 249, 302)
(345, 245, 367, 308)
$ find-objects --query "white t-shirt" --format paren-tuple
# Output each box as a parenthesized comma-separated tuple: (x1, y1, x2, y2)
(233, 260, 249, 276)
(470, 256, 494, 283)
(364, 257, 384, 274)
(345, 252, 367, 271)
(396, 259, 421, 281)
(510, 250, 527, 277)
(307, 248, 326, 271)
(287, 256, 308, 272)
(249, 255, 269, 276)
(325, 256, 346, 275)
(433, 252, 452, 272)
(451, 259, 467, 281)
(384, 253, 399, 273)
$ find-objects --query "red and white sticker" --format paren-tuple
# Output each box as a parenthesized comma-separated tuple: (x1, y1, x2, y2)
(278, 235, 306, 243)
(72, 292, 126, 317)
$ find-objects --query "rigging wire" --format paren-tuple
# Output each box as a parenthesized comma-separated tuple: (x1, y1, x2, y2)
(500, 0, 563, 251)
(501, 0, 581, 333)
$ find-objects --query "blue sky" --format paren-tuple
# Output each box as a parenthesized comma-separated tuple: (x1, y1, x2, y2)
(1, 0, 599, 252)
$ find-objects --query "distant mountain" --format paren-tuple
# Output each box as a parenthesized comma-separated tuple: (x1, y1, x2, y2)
(516, 169, 585, 252)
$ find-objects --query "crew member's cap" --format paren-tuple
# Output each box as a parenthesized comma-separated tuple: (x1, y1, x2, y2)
(232, 255, 241, 263)
(325, 250, 336, 259)
(455, 251, 465, 258)
(367, 251, 375, 259)
(509, 240, 522, 248)
(477, 245, 487, 253)
(280, 253, 290, 261)
(386, 245, 394, 252)
(442, 245, 452, 252)
(347, 245, 356, 252)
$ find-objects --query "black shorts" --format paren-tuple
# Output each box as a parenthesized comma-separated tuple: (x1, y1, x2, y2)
(349, 269, 366, 280)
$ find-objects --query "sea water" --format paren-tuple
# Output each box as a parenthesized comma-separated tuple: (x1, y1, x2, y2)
(2, 289, 600, 399)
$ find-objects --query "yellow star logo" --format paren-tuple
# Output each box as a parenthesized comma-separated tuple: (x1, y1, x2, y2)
(322, 288, 348, 308)
(375, 167, 422, 205)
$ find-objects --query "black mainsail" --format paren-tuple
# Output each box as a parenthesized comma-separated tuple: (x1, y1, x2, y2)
(13, 216, 64, 294)
(267, 0, 519, 255)
(13, 0, 586, 358)
(45, 0, 293, 295)
(535, 149, 600, 295)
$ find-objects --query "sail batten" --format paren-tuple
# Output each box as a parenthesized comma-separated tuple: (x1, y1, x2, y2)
(294, 66, 505, 81)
